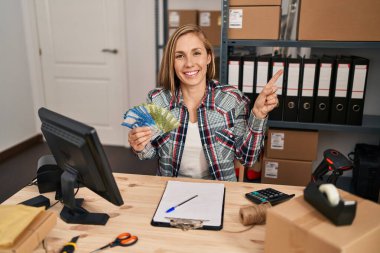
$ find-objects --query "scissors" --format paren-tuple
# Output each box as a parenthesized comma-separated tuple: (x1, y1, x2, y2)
(90, 232, 138, 253)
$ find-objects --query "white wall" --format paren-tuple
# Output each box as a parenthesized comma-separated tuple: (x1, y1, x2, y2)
(0, 0, 157, 152)
(125, 1, 156, 107)
(0, 0, 37, 152)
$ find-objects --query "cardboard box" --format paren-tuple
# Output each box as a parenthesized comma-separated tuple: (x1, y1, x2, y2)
(262, 156, 312, 186)
(298, 0, 380, 41)
(168, 10, 198, 28)
(199, 11, 221, 46)
(230, 0, 281, 6)
(265, 128, 318, 161)
(265, 194, 380, 253)
(0, 211, 57, 253)
(228, 6, 280, 40)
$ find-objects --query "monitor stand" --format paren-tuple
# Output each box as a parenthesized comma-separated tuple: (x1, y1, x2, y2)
(59, 169, 109, 225)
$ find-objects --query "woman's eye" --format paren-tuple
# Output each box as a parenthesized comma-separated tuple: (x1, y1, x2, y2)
(194, 51, 201, 56)
(175, 54, 184, 59)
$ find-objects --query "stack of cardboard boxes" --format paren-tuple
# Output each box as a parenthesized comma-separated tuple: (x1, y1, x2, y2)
(168, 10, 221, 46)
(262, 128, 319, 186)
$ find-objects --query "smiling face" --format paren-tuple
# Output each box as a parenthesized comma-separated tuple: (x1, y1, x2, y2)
(174, 32, 211, 90)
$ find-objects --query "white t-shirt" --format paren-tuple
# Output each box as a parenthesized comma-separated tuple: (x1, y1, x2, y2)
(178, 121, 211, 179)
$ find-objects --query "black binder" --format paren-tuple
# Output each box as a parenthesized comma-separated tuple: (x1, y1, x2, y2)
(253, 54, 271, 106)
(314, 56, 334, 123)
(283, 57, 301, 122)
(346, 56, 369, 125)
(227, 55, 242, 90)
(241, 55, 256, 109)
(330, 56, 351, 124)
(269, 55, 286, 121)
(299, 57, 318, 122)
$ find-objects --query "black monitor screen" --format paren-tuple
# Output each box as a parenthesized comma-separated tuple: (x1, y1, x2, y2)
(38, 107, 123, 225)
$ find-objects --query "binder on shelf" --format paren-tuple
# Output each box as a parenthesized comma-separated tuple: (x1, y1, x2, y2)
(151, 181, 225, 230)
(283, 57, 301, 122)
(313, 56, 334, 123)
(299, 57, 318, 122)
(330, 56, 351, 125)
(269, 55, 286, 121)
(241, 55, 256, 109)
(227, 55, 242, 90)
(346, 56, 370, 125)
(253, 54, 271, 109)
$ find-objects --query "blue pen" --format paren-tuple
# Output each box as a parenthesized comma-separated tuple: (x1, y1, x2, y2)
(166, 195, 198, 213)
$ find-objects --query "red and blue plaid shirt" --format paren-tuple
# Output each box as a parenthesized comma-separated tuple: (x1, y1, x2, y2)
(136, 80, 267, 181)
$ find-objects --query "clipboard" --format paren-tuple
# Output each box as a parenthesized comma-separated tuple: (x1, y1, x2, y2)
(151, 181, 225, 230)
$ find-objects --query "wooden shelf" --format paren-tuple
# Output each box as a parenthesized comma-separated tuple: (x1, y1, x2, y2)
(226, 40, 380, 49)
(268, 115, 380, 134)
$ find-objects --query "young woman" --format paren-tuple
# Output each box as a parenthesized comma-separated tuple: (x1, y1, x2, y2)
(128, 24, 282, 181)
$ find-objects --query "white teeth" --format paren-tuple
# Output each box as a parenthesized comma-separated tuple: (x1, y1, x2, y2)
(184, 71, 198, 76)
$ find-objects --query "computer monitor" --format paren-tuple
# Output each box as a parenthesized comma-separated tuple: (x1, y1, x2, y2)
(38, 107, 124, 225)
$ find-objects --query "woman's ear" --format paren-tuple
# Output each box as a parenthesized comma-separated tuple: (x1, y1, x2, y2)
(207, 54, 212, 65)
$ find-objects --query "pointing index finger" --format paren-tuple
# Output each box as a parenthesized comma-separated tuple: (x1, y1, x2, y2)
(267, 69, 283, 86)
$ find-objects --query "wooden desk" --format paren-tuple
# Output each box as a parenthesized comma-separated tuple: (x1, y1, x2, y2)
(4, 174, 304, 253)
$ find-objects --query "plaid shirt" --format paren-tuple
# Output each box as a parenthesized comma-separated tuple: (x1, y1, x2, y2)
(136, 80, 267, 181)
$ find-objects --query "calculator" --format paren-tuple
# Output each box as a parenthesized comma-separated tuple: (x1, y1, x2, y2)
(245, 188, 295, 205)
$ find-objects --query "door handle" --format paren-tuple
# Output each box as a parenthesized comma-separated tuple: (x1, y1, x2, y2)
(102, 48, 118, 54)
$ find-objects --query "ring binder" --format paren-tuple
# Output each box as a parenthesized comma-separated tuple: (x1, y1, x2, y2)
(242, 55, 256, 109)
(330, 56, 351, 124)
(270, 55, 286, 121)
(314, 56, 334, 123)
(299, 57, 318, 122)
(283, 57, 301, 122)
(228, 55, 242, 90)
(254, 54, 271, 105)
(346, 56, 369, 125)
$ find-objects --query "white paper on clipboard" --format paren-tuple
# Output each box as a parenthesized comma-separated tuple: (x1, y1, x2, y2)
(152, 181, 225, 228)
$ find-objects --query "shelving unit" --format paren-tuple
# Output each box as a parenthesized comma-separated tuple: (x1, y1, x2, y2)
(220, 0, 380, 134)
(155, 0, 168, 78)
(226, 40, 380, 49)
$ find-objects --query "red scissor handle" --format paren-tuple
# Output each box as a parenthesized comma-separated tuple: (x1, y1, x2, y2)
(116, 232, 131, 240)
(112, 233, 138, 247)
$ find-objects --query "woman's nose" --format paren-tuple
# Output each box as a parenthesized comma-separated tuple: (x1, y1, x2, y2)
(185, 56, 194, 67)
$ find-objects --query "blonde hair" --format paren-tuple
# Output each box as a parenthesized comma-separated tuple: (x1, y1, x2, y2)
(158, 24, 215, 95)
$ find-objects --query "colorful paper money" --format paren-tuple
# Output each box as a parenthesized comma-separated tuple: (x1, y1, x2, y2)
(122, 103, 180, 135)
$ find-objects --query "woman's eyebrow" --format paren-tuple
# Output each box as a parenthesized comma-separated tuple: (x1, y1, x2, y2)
(175, 48, 202, 54)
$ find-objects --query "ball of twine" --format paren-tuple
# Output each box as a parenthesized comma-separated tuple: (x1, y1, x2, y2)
(239, 202, 272, 226)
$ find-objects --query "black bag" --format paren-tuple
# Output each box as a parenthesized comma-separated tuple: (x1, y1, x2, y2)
(351, 144, 380, 202)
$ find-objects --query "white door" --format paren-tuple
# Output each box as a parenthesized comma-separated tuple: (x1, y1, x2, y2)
(35, 0, 127, 145)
